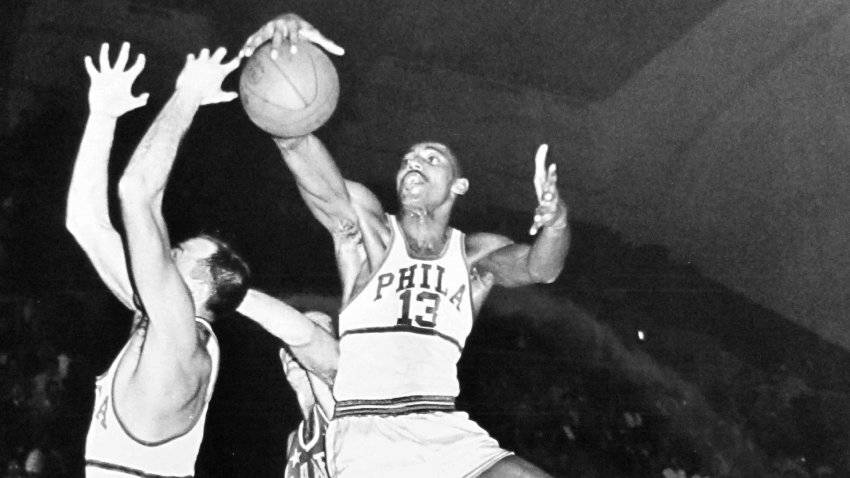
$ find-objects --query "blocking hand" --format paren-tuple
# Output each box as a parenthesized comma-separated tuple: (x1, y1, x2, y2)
(529, 144, 568, 236)
(175, 47, 240, 105)
(240, 13, 345, 59)
(84, 42, 149, 118)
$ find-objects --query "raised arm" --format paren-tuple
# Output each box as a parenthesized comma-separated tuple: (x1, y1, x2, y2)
(240, 13, 365, 236)
(273, 135, 363, 237)
(238, 289, 338, 385)
(475, 144, 571, 287)
(117, 47, 239, 372)
(67, 42, 148, 309)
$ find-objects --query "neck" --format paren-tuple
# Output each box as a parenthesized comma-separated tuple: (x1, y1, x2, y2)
(398, 209, 451, 258)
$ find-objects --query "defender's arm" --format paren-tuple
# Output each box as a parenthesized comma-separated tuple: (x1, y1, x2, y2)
(66, 42, 148, 309)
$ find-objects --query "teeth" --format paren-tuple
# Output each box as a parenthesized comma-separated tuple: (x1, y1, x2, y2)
(404, 172, 424, 185)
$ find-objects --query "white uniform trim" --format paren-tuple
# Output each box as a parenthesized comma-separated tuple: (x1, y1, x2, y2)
(84, 318, 219, 478)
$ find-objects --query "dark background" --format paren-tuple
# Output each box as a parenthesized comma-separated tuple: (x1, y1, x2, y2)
(3, 1, 850, 477)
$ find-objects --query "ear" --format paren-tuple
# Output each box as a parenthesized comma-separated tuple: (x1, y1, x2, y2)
(194, 280, 212, 309)
(451, 177, 469, 196)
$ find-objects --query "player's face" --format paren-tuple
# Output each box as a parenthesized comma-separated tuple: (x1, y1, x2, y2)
(396, 143, 460, 208)
(172, 237, 218, 296)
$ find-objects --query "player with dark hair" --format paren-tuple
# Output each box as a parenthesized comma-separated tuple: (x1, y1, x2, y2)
(67, 43, 250, 478)
(243, 15, 570, 478)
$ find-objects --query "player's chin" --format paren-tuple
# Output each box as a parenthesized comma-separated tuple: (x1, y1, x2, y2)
(398, 193, 424, 209)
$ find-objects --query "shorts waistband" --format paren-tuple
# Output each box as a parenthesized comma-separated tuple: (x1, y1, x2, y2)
(334, 395, 456, 417)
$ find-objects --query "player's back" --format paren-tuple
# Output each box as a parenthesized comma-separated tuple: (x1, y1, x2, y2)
(84, 318, 219, 477)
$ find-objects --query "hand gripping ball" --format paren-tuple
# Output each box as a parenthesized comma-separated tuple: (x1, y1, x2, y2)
(239, 40, 339, 137)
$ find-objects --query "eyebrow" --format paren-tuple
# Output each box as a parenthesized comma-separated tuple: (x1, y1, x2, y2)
(407, 145, 447, 157)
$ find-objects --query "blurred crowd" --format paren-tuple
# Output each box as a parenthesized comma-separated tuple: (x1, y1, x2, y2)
(0, 299, 89, 478)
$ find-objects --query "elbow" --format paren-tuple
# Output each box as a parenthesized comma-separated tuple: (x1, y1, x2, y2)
(531, 271, 561, 285)
(528, 264, 564, 285)
(117, 174, 144, 201)
(65, 208, 97, 242)
(274, 134, 311, 152)
(65, 212, 82, 238)
(117, 174, 157, 207)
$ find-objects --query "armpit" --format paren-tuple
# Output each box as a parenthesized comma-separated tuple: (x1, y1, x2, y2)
(335, 218, 363, 243)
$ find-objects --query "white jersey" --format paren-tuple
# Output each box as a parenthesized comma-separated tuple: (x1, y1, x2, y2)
(84, 318, 219, 478)
(333, 214, 474, 416)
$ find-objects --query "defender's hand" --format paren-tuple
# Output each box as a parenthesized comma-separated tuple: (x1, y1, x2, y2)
(240, 13, 345, 59)
(84, 42, 149, 118)
(175, 47, 240, 105)
(529, 144, 567, 236)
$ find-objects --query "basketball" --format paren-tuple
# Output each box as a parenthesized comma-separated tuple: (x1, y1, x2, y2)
(239, 40, 339, 138)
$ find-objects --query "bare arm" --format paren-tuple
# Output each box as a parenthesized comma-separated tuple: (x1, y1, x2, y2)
(238, 289, 338, 385)
(241, 13, 366, 239)
(117, 47, 239, 388)
(274, 135, 364, 237)
(66, 42, 148, 309)
(476, 144, 571, 286)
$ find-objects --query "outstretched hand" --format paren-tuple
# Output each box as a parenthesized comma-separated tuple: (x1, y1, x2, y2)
(175, 47, 240, 105)
(240, 13, 345, 59)
(84, 42, 149, 118)
(529, 144, 567, 236)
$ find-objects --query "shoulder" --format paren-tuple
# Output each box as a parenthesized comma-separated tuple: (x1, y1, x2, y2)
(464, 232, 515, 264)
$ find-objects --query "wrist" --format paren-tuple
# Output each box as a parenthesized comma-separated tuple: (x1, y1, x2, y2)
(88, 110, 119, 121)
(273, 134, 308, 150)
(173, 87, 205, 108)
(545, 204, 568, 230)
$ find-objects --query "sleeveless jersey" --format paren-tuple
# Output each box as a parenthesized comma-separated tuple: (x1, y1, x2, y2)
(85, 318, 220, 478)
(333, 214, 474, 415)
(284, 406, 330, 478)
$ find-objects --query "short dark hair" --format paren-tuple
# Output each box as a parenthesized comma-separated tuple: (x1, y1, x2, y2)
(197, 234, 250, 319)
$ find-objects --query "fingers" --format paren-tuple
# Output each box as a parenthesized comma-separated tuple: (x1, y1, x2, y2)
(220, 91, 239, 103)
(223, 53, 241, 72)
(211, 46, 226, 61)
(272, 23, 284, 55)
(529, 204, 557, 236)
(533, 143, 548, 200)
(239, 27, 264, 58)
(84, 56, 97, 77)
(300, 29, 345, 56)
(131, 92, 150, 110)
(128, 53, 146, 77)
(242, 15, 345, 58)
(114, 42, 130, 71)
(541, 164, 558, 202)
(98, 43, 110, 70)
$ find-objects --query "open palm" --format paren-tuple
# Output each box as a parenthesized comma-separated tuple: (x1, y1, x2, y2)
(85, 42, 148, 118)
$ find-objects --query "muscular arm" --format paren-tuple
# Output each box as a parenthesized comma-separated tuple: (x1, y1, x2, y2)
(476, 145, 570, 287)
(275, 137, 391, 298)
(118, 90, 203, 358)
(273, 135, 361, 236)
(238, 289, 338, 385)
(68, 112, 135, 308)
(117, 48, 239, 398)
(474, 218, 570, 288)
(67, 43, 148, 309)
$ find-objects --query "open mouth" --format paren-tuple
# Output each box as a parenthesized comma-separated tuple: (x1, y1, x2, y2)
(403, 171, 426, 185)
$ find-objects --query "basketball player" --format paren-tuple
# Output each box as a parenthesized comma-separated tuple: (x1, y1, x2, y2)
(67, 43, 250, 477)
(280, 311, 336, 478)
(243, 15, 570, 478)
